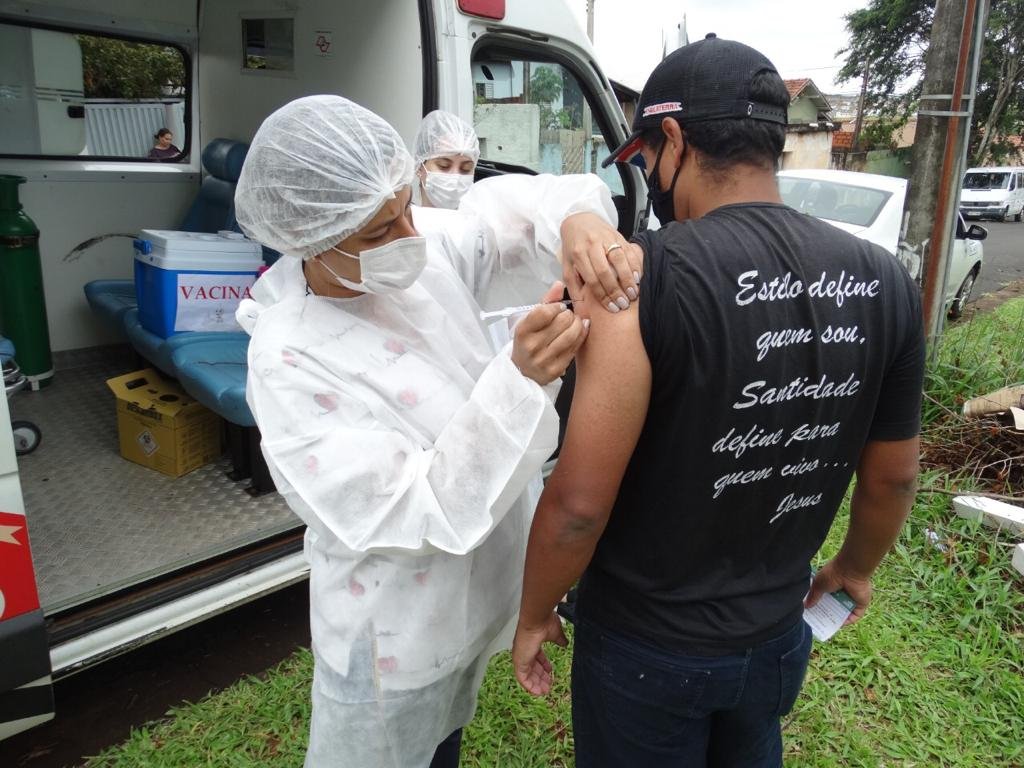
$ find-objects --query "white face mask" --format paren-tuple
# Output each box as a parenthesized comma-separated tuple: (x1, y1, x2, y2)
(423, 171, 474, 210)
(318, 236, 428, 295)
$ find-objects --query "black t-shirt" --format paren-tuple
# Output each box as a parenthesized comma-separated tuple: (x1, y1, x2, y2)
(576, 202, 925, 654)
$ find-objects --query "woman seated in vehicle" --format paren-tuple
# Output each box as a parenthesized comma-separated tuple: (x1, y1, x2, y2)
(146, 128, 181, 160)
(233, 94, 628, 768)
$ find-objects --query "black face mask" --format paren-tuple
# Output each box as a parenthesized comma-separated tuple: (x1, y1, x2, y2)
(645, 140, 683, 225)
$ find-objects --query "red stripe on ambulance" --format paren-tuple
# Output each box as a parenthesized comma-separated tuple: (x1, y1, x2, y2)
(0, 511, 41, 622)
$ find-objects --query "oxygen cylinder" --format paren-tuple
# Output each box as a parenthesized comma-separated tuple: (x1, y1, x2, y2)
(0, 175, 53, 389)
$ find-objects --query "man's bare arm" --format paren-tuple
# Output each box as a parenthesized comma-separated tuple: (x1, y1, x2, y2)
(806, 436, 919, 625)
(512, 278, 652, 693)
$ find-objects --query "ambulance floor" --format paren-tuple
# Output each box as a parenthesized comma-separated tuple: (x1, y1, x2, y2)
(8, 345, 300, 613)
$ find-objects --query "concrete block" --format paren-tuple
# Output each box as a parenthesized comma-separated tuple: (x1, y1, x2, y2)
(953, 496, 1024, 535)
(1013, 543, 1024, 577)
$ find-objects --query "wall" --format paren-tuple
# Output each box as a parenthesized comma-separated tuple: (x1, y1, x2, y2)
(782, 130, 833, 170)
(198, 0, 424, 149)
(84, 101, 186, 157)
(787, 94, 818, 125)
(592, 136, 624, 194)
(896, 118, 917, 148)
(14, 178, 195, 350)
(841, 148, 912, 178)
(619, 100, 635, 127)
(473, 103, 540, 170)
(539, 128, 587, 174)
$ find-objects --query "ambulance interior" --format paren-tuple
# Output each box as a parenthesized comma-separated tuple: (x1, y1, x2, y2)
(0, 0, 634, 635)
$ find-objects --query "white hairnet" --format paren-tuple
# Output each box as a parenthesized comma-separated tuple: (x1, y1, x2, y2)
(413, 110, 480, 167)
(235, 95, 414, 259)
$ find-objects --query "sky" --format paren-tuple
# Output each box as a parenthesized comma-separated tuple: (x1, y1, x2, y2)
(568, 0, 868, 95)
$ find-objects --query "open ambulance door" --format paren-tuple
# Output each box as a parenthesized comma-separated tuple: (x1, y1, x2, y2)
(0, 391, 53, 740)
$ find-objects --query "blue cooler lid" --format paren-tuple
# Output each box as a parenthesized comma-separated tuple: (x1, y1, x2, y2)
(135, 229, 264, 272)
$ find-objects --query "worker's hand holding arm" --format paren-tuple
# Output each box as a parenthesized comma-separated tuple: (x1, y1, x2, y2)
(805, 436, 919, 625)
(458, 174, 641, 308)
(512, 291, 651, 696)
(560, 214, 644, 314)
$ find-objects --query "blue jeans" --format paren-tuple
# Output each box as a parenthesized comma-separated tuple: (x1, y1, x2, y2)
(571, 616, 812, 768)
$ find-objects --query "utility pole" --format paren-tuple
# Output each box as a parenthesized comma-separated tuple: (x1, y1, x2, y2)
(850, 61, 871, 155)
(899, 0, 987, 347)
(584, 0, 595, 172)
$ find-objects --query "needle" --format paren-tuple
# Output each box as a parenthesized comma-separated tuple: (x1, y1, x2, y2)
(479, 298, 579, 322)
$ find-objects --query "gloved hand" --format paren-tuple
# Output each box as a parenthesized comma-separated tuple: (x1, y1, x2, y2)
(560, 212, 644, 314)
(511, 282, 589, 385)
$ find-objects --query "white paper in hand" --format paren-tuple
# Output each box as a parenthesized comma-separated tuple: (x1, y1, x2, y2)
(803, 588, 855, 641)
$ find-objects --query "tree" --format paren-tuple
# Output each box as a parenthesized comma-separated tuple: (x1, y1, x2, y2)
(528, 66, 575, 130)
(529, 66, 563, 105)
(77, 35, 186, 100)
(838, 0, 1024, 164)
(972, 0, 1024, 162)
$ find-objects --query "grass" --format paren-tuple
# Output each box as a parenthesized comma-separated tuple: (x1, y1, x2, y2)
(783, 480, 1024, 766)
(86, 650, 313, 767)
(923, 299, 1024, 425)
(86, 301, 1024, 767)
(920, 300, 1024, 495)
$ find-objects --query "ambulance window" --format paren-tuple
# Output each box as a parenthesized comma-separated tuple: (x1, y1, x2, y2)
(0, 21, 189, 161)
(471, 56, 625, 196)
(241, 17, 295, 73)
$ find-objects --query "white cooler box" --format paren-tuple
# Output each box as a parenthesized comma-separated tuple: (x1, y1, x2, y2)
(133, 229, 264, 337)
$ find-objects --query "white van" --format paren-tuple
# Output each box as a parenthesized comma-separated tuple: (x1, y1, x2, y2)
(960, 166, 1024, 222)
(0, 0, 644, 741)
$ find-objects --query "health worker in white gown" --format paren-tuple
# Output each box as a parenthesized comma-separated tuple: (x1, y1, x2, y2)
(232, 95, 621, 768)
(411, 109, 479, 210)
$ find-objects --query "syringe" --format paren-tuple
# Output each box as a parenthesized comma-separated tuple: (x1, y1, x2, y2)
(479, 299, 576, 323)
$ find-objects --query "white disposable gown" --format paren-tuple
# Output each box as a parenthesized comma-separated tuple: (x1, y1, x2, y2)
(238, 173, 615, 767)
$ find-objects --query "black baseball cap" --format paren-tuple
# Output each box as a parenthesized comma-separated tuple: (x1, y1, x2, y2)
(602, 34, 788, 168)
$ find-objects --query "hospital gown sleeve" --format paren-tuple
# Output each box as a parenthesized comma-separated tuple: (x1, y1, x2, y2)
(412, 205, 498, 303)
(457, 173, 617, 274)
(248, 333, 559, 557)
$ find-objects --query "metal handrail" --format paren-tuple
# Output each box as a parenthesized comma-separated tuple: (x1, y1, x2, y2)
(3, 360, 28, 398)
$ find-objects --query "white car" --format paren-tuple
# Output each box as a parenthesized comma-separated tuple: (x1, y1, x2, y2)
(777, 169, 986, 318)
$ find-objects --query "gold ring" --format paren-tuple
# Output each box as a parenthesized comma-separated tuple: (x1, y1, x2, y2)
(604, 243, 623, 255)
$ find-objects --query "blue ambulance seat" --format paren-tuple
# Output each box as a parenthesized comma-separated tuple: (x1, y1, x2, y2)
(123, 308, 249, 378)
(171, 337, 254, 427)
(171, 336, 273, 495)
(84, 138, 252, 333)
(180, 138, 250, 233)
(83, 280, 139, 329)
